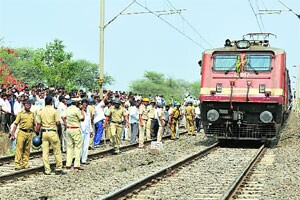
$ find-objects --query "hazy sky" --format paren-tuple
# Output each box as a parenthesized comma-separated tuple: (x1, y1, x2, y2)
(1, 0, 299, 91)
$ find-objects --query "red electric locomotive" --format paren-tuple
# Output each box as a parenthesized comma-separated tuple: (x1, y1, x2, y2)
(199, 33, 291, 143)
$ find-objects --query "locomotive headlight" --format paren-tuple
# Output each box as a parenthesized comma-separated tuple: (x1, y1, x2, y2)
(236, 40, 251, 49)
(260, 111, 273, 123)
(207, 109, 219, 122)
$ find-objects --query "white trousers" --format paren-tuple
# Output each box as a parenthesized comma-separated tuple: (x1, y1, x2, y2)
(81, 131, 90, 163)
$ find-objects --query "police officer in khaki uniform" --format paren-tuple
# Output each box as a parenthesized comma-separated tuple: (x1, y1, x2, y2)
(185, 101, 195, 135)
(12, 100, 35, 170)
(138, 97, 149, 148)
(156, 102, 165, 142)
(62, 98, 85, 170)
(169, 102, 181, 140)
(103, 98, 129, 154)
(146, 100, 155, 140)
(36, 96, 66, 175)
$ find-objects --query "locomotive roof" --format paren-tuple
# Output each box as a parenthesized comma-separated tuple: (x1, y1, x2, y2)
(204, 45, 285, 55)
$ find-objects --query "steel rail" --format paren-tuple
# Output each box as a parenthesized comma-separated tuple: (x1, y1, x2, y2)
(0, 139, 110, 164)
(0, 131, 187, 183)
(220, 144, 266, 200)
(99, 142, 219, 200)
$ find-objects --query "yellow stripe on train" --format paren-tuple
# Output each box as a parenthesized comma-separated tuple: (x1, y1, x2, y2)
(200, 88, 284, 96)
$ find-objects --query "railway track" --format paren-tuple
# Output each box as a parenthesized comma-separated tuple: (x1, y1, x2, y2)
(0, 138, 110, 165)
(229, 147, 271, 200)
(0, 131, 187, 184)
(99, 143, 266, 200)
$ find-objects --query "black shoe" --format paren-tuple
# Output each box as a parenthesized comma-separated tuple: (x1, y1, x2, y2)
(113, 149, 121, 155)
(15, 168, 22, 171)
(74, 167, 84, 170)
(81, 162, 90, 165)
(55, 170, 67, 175)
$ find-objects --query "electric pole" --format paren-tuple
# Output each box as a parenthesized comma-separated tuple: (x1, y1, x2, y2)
(99, 0, 105, 98)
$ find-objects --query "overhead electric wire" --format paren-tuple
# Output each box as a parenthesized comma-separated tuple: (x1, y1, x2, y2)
(254, 0, 265, 31)
(134, 0, 206, 49)
(248, 0, 263, 32)
(165, 0, 213, 48)
(104, 0, 136, 29)
(277, 0, 300, 19)
(260, 0, 267, 10)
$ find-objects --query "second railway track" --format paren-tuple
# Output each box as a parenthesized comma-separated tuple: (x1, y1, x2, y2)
(0, 131, 187, 184)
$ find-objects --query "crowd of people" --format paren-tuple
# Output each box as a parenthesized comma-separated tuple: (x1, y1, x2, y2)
(0, 84, 202, 175)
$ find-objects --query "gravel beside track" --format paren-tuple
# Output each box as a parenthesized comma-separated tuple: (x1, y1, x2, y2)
(0, 132, 215, 200)
(232, 111, 300, 200)
(258, 112, 300, 200)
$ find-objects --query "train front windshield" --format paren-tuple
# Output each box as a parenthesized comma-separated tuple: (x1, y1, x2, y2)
(244, 55, 272, 72)
(213, 53, 272, 72)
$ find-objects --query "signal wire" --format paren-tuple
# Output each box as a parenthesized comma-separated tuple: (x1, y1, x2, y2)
(165, 0, 213, 48)
(134, 0, 207, 49)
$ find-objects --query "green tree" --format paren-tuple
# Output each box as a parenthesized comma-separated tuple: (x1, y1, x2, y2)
(72, 59, 114, 90)
(41, 39, 74, 86)
(188, 81, 201, 99)
(8, 48, 45, 86)
(129, 71, 200, 102)
(1, 38, 114, 90)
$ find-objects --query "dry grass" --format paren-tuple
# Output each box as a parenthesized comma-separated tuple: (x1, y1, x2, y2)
(0, 132, 13, 156)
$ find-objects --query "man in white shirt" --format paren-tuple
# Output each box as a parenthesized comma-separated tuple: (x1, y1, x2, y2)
(1, 93, 11, 133)
(93, 93, 108, 147)
(35, 91, 45, 110)
(57, 96, 67, 152)
(129, 102, 139, 144)
(195, 104, 201, 132)
(80, 99, 92, 164)
(13, 95, 23, 116)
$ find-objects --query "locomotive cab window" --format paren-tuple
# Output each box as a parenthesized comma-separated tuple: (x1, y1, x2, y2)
(213, 54, 238, 71)
(244, 54, 272, 72)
